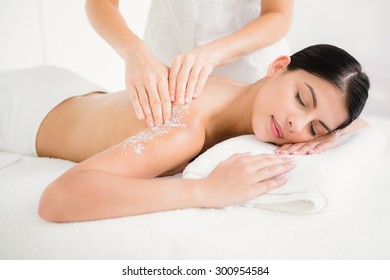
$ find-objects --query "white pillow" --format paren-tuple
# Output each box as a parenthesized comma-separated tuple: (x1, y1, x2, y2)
(183, 128, 387, 214)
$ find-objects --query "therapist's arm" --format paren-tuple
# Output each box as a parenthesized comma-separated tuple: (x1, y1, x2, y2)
(170, 0, 294, 104)
(85, 0, 171, 127)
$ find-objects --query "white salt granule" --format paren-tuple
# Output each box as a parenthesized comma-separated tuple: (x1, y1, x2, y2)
(113, 104, 189, 156)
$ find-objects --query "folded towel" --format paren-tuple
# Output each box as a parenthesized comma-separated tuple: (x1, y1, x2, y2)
(0, 152, 22, 169)
(183, 128, 387, 214)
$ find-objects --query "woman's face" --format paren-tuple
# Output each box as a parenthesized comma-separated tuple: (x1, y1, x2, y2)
(252, 56, 349, 145)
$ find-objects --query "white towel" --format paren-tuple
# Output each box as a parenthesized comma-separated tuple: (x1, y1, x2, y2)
(0, 152, 22, 169)
(183, 128, 387, 214)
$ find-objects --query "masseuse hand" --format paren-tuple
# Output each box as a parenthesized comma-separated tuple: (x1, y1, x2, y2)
(169, 48, 216, 104)
(276, 131, 340, 155)
(125, 46, 171, 127)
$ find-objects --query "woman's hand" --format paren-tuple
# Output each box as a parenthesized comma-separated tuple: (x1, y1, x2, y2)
(124, 47, 171, 127)
(198, 153, 295, 208)
(169, 48, 216, 104)
(275, 131, 340, 155)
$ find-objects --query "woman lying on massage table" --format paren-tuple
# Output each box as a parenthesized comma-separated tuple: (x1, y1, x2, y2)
(36, 44, 369, 222)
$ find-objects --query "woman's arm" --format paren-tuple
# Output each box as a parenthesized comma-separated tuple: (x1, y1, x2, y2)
(39, 122, 205, 222)
(336, 118, 370, 136)
(39, 123, 294, 222)
(169, 0, 294, 103)
(276, 118, 370, 155)
(85, 0, 171, 127)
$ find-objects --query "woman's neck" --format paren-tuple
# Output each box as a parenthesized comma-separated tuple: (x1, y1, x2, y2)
(205, 77, 266, 141)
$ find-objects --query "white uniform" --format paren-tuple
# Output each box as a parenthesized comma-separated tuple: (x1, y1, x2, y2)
(144, 0, 290, 83)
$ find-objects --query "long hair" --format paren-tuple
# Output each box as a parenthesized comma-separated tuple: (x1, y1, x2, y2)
(288, 44, 369, 129)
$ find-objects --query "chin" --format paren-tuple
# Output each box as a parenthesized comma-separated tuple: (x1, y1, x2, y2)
(266, 140, 278, 145)
(253, 131, 266, 142)
(267, 139, 285, 146)
(264, 134, 288, 146)
(253, 119, 284, 144)
(254, 134, 284, 147)
(254, 131, 275, 144)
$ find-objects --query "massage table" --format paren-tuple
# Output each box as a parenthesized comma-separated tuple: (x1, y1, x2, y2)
(0, 111, 389, 259)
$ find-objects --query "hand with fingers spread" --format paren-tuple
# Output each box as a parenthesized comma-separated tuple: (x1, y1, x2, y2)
(169, 49, 216, 104)
(124, 47, 171, 127)
(276, 131, 339, 156)
(199, 153, 296, 208)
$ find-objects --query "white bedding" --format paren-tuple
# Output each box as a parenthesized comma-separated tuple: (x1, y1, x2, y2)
(184, 128, 386, 214)
(1, 113, 390, 260)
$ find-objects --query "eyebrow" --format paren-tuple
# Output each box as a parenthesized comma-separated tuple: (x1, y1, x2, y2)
(304, 82, 331, 133)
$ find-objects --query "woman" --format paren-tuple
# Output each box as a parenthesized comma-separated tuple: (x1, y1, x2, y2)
(1, 44, 368, 222)
(86, 0, 293, 127)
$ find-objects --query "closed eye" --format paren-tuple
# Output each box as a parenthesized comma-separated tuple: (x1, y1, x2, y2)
(295, 92, 305, 106)
(296, 92, 317, 137)
(310, 123, 316, 137)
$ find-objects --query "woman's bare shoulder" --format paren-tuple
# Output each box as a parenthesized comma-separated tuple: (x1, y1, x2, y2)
(207, 75, 248, 87)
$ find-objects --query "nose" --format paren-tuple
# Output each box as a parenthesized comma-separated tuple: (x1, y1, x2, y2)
(287, 114, 308, 133)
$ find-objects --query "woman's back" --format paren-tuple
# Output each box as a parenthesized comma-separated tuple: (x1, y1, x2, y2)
(36, 76, 247, 163)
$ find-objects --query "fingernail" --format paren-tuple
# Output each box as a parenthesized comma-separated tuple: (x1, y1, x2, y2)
(149, 122, 154, 128)
(307, 150, 315, 155)
(170, 95, 175, 101)
(185, 97, 191, 104)
(178, 98, 184, 105)
(194, 92, 199, 98)
(138, 114, 145, 120)
(289, 151, 298, 155)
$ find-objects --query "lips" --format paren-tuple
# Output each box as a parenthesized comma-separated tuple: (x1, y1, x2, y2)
(271, 116, 284, 139)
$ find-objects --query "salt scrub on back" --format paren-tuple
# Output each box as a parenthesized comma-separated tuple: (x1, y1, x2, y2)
(114, 104, 190, 156)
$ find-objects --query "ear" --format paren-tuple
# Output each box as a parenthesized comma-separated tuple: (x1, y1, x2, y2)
(266, 55, 291, 77)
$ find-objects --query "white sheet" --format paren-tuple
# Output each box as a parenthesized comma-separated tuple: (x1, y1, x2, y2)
(0, 114, 390, 260)
(183, 128, 386, 214)
(0, 152, 22, 169)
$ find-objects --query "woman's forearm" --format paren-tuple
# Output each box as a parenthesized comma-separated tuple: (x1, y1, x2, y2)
(85, 0, 145, 60)
(338, 118, 370, 136)
(39, 170, 204, 222)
